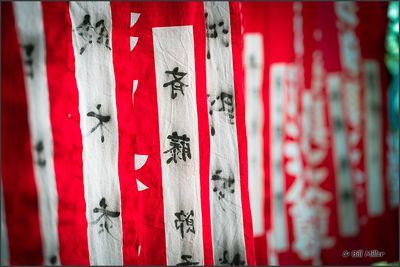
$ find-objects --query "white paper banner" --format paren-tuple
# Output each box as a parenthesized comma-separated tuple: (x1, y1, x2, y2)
(204, 2, 247, 264)
(363, 60, 384, 216)
(152, 25, 204, 266)
(69, 2, 123, 264)
(269, 64, 289, 251)
(13, 2, 60, 264)
(244, 33, 265, 237)
(327, 74, 359, 237)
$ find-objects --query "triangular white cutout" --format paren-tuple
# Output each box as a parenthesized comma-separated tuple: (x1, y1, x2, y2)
(135, 154, 148, 170)
(132, 80, 139, 95)
(136, 179, 148, 191)
(130, 13, 140, 28)
(130, 36, 139, 51)
(132, 80, 139, 108)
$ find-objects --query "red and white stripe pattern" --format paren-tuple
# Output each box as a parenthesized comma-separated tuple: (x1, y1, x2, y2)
(3, 1, 397, 266)
(1, 1, 256, 265)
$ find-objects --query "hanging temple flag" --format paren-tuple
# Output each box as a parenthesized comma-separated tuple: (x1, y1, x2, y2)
(242, 1, 398, 266)
(1, 1, 398, 266)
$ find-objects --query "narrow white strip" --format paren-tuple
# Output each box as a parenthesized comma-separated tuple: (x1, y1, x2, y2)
(269, 64, 289, 251)
(13, 2, 60, 265)
(327, 74, 359, 237)
(69, 2, 123, 265)
(130, 13, 140, 28)
(152, 25, 204, 265)
(363, 60, 384, 216)
(1, 184, 9, 266)
(244, 33, 265, 237)
(301, 92, 312, 155)
(204, 2, 247, 264)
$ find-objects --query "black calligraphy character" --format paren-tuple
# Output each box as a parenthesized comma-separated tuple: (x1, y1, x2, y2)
(250, 118, 258, 135)
(49, 255, 57, 265)
(211, 169, 235, 200)
(367, 72, 377, 91)
(275, 125, 282, 137)
(87, 104, 110, 143)
(219, 250, 245, 266)
(370, 102, 381, 114)
(163, 67, 188, 99)
(205, 12, 230, 59)
(35, 140, 46, 167)
(91, 197, 120, 239)
(274, 193, 284, 214)
(176, 255, 199, 266)
(274, 160, 282, 173)
(207, 92, 235, 136)
(94, 19, 111, 51)
(217, 92, 235, 124)
(76, 14, 111, 54)
(249, 55, 258, 69)
(275, 78, 282, 91)
(331, 90, 340, 102)
(341, 190, 354, 202)
(22, 44, 34, 78)
(207, 94, 217, 136)
(366, 72, 381, 114)
(174, 210, 195, 239)
(339, 157, 349, 172)
(333, 118, 344, 131)
(76, 14, 95, 55)
(163, 132, 191, 164)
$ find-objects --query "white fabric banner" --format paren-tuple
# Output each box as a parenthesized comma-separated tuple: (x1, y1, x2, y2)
(327, 74, 359, 237)
(204, 2, 247, 264)
(269, 64, 289, 251)
(13, 2, 60, 264)
(69, 2, 123, 265)
(244, 33, 265, 237)
(363, 60, 384, 216)
(152, 25, 204, 266)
